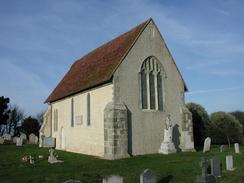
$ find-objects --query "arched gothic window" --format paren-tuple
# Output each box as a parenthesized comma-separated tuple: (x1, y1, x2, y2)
(140, 56, 164, 110)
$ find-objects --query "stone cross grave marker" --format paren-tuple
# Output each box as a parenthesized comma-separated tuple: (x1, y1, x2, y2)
(203, 137, 211, 153)
(210, 156, 221, 178)
(16, 137, 23, 146)
(196, 157, 216, 183)
(226, 155, 234, 171)
(48, 148, 63, 164)
(103, 175, 123, 183)
(140, 169, 156, 183)
(234, 143, 240, 154)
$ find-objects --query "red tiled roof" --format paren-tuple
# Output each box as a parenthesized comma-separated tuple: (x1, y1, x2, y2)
(45, 19, 151, 103)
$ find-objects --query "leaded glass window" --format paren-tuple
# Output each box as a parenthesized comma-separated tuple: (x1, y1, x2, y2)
(140, 56, 164, 110)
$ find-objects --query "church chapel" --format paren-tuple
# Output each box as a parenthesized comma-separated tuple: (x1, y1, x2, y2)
(40, 18, 195, 159)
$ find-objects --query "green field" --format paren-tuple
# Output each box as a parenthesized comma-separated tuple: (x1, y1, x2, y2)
(0, 144, 244, 183)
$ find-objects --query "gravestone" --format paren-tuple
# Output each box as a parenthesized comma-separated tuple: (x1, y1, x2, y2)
(203, 137, 211, 153)
(226, 155, 234, 171)
(12, 137, 18, 144)
(210, 156, 221, 178)
(196, 157, 216, 183)
(219, 145, 225, 152)
(140, 169, 156, 183)
(29, 155, 35, 164)
(16, 137, 23, 146)
(103, 175, 123, 183)
(0, 137, 4, 144)
(42, 137, 56, 148)
(29, 133, 38, 144)
(48, 148, 63, 164)
(234, 143, 240, 154)
(3, 134, 11, 141)
(20, 133, 27, 141)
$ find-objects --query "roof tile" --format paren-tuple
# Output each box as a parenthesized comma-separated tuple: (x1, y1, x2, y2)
(45, 19, 150, 103)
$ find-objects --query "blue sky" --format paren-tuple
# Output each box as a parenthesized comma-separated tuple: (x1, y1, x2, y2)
(0, 0, 243, 116)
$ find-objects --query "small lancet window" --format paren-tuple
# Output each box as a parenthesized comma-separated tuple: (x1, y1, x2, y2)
(54, 109, 58, 131)
(71, 98, 74, 127)
(87, 93, 90, 126)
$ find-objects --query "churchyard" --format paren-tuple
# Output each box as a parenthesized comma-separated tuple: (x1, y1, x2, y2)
(0, 144, 244, 183)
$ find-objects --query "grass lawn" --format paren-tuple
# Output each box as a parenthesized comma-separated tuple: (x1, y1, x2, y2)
(0, 144, 244, 183)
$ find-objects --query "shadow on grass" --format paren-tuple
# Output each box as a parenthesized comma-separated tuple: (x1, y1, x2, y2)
(158, 175, 173, 183)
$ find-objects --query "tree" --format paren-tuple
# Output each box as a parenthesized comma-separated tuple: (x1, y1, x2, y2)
(0, 96, 10, 135)
(186, 102, 210, 147)
(230, 111, 244, 139)
(210, 112, 242, 147)
(21, 116, 40, 137)
(36, 110, 45, 126)
(7, 105, 24, 136)
(0, 96, 10, 125)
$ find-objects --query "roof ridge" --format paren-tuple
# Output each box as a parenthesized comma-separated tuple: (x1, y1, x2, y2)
(111, 18, 151, 75)
(72, 18, 151, 67)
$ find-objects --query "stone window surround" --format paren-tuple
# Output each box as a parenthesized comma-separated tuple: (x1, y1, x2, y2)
(139, 56, 166, 112)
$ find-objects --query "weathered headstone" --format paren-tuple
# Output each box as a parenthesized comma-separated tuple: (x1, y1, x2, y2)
(196, 157, 216, 183)
(203, 137, 211, 153)
(3, 134, 11, 141)
(103, 175, 123, 183)
(219, 145, 225, 152)
(16, 137, 23, 146)
(140, 169, 156, 183)
(0, 137, 4, 144)
(48, 148, 63, 164)
(42, 137, 56, 148)
(29, 133, 38, 144)
(12, 137, 18, 144)
(226, 155, 234, 171)
(234, 143, 240, 154)
(210, 156, 221, 178)
(20, 133, 27, 141)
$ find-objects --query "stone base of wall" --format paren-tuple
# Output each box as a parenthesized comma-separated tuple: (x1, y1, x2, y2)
(104, 102, 129, 160)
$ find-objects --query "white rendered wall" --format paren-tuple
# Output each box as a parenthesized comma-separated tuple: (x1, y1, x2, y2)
(51, 83, 113, 157)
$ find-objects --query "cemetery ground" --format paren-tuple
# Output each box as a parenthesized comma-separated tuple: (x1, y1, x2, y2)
(0, 145, 244, 183)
